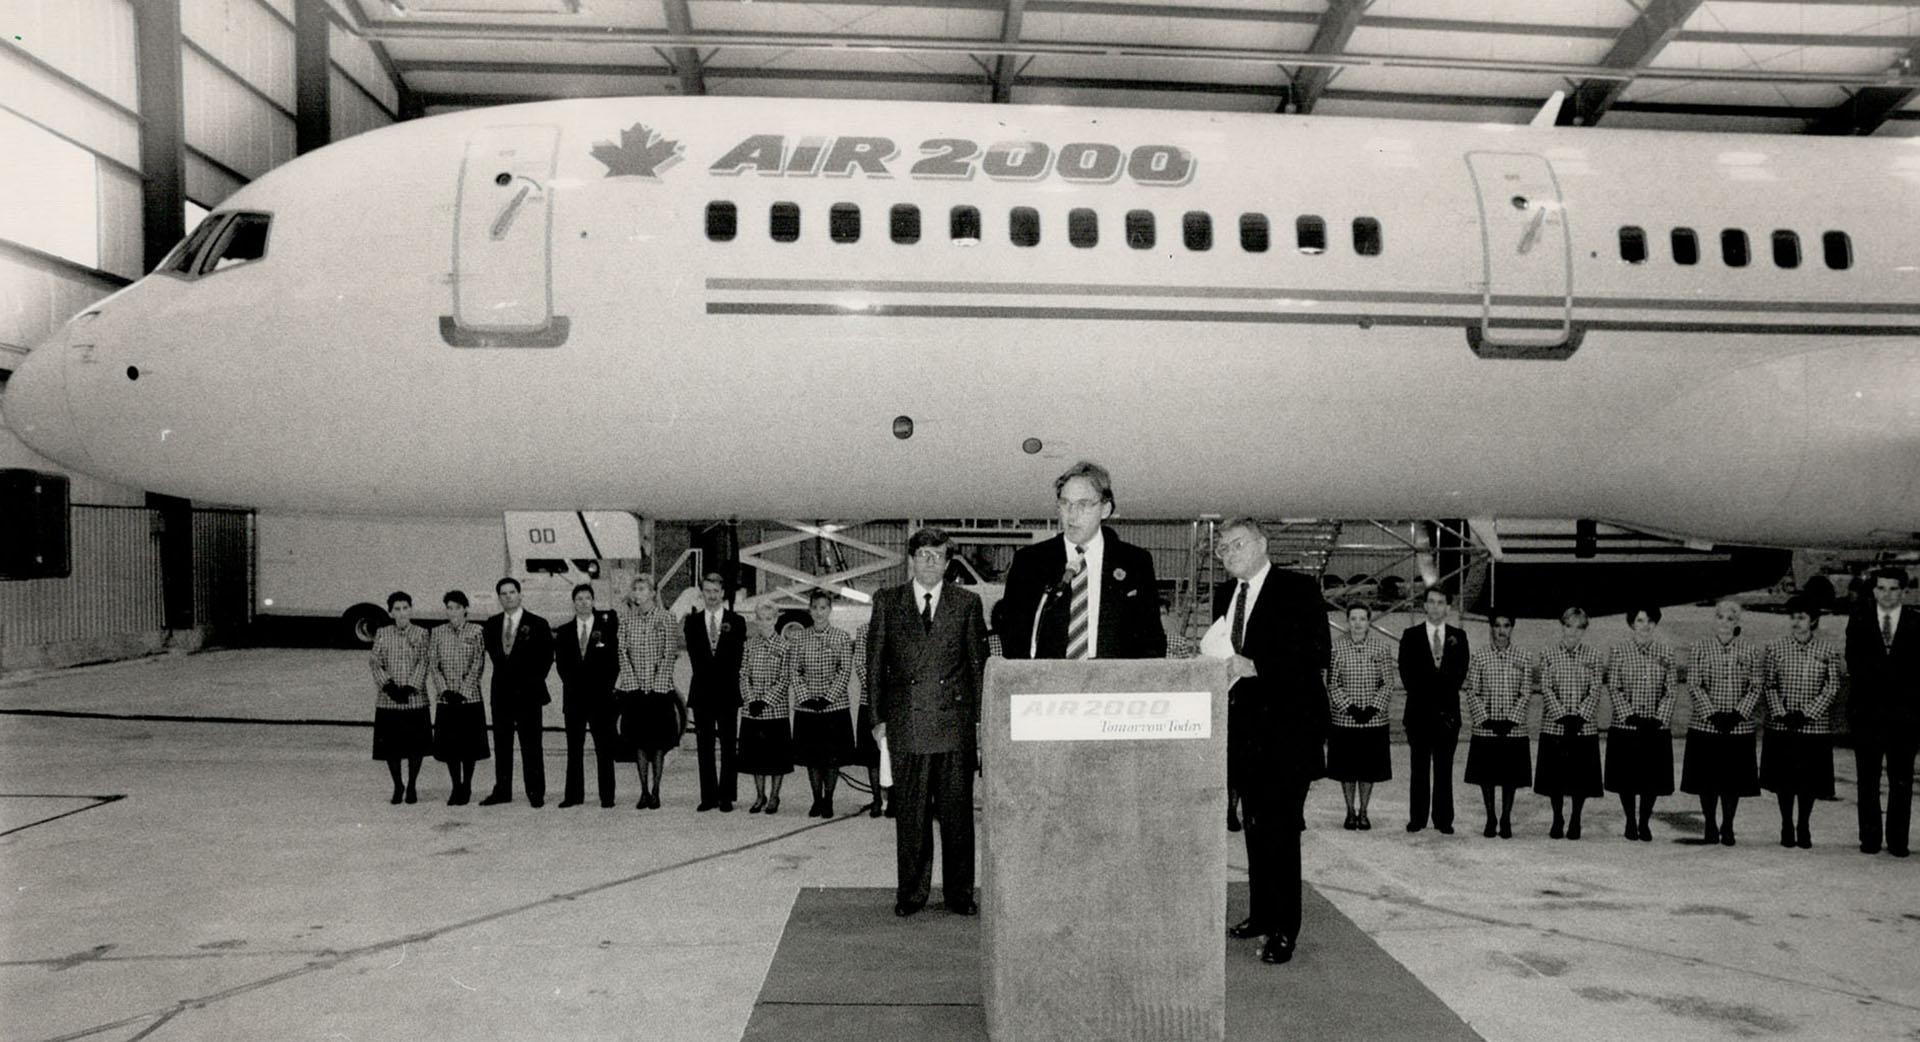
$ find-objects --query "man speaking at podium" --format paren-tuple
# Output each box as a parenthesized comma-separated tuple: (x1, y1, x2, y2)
(1213, 518, 1330, 966)
(1002, 461, 1165, 660)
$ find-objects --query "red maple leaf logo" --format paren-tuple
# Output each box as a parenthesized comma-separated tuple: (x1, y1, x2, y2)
(590, 123, 684, 179)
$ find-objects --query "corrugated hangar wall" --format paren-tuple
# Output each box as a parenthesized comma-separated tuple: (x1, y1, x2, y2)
(0, 0, 400, 669)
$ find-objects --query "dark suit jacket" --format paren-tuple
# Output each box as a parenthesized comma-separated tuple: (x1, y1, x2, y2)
(684, 608, 746, 710)
(554, 609, 620, 715)
(1398, 622, 1470, 728)
(1846, 604, 1920, 735)
(1001, 527, 1165, 660)
(1216, 567, 1330, 789)
(865, 581, 989, 755)
(483, 609, 554, 711)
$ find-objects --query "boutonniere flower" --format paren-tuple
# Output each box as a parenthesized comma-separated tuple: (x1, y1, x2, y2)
(1112, 568, 1127, 582)
(721, 621, 735, 634)
(516, 624, 530, 639)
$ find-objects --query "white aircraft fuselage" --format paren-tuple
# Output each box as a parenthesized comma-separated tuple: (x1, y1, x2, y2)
(5, 97, 1918, 548)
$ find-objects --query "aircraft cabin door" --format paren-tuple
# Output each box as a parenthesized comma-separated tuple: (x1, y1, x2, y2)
(442, 125, 570, 348)
(1464, 151, 1577, 358)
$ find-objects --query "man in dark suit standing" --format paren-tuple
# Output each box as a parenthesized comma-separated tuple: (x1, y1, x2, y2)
(1846, 567, 1919, 857)
(1001, 460, 1165, 661)
(1399, 587, 1470, 834)
(479, 577, 554, 807)
(684, 572, 746, 812)
(555, 583, 621, 808)
(1215, 518, 1330, 966)
(866, 527, 990, 917)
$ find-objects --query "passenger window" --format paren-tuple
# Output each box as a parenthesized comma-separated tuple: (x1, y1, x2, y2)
(1068, 208, 1098, 248)
(705, 201, 737, 242)
(1010, 206, 1040, 247)
(1352, 217, 1382, 257)
(1183, 211, 1212, 251)
(1239, 213, 1270, 253)
(1822, 230, 1852, 270)
(1618, 226, 1648, 264)
(525, 559, 568, 576)
(165, 214, 227, 276)
(770, 202, 801, 243)
(1125, 210, 1155, 250)
(1771, 230, 1800, 269)
(890, 204, 921, 244)
(201, 212, 270, 273)
(1296, 215, 1326, 254)
(950, 206, 981, 245)
(1720, 229, 1749, 268)
(1670, 227, 1699, 266)
(830, 203, 860, 244)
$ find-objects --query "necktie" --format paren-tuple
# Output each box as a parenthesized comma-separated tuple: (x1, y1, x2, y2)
(922, 592, 934, 632)
(579, 619, 591, 654)
(1065, 549, 1090, 659)
(1430, 627, 1443, 667)
(708, 612, 720, 651)
(503, 615, 515, 655)
(1231, 581, 1248, 655)
(1886, 612, 1896, 650)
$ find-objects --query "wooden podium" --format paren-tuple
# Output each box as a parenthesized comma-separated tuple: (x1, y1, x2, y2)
(981, 658, 1231, 1042)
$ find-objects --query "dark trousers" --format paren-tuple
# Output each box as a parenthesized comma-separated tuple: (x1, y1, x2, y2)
(892, 745, 976, 908)
(563, 701, 619, 805)
(1407, 719, 1460, 829)
(1854, 732, 1919, 851)
(489, 699, 545, 803)
(1241, 779, 1308, 940)
(693, 701, 738, 804)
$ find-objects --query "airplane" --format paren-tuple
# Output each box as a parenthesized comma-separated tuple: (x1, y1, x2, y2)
(4, 95, 1918, 576)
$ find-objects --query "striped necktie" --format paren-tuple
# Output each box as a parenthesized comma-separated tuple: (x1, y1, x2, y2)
(1231, 581, 1248, 654)
(1065, 550, 1090, 660)
(1886, 612, 1896, 650)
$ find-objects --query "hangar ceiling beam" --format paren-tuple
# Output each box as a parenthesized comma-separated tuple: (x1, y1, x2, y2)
(296, 0, 333, 154)
(990, 0, 1027, 103)
(1805, 44, 1920, 135)
(661, 0, 707, 96)
(135, 0, 186, 275)
(1284, 0, 1366, 115)
(1556, 0, 1701, 127)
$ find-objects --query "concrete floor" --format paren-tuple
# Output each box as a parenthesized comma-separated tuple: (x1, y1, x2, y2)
(3, 607, 1917, 1042)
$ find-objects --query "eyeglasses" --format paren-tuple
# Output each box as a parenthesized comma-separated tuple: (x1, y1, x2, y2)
(1213, 536, 1260, 560)
(910, 549, 947, 563)
(1057, 497, 1105, 515)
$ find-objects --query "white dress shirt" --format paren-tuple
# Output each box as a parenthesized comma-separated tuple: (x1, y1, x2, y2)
(912, 579, 942, 622)
(1031, 530, 1106, 657)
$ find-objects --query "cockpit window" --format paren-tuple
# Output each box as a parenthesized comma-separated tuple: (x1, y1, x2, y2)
(201, 213, 270, 272)
(164, 215, 226, 276)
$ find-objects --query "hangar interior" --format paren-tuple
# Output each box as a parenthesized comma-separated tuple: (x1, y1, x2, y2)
(3, 0, 1916, 666)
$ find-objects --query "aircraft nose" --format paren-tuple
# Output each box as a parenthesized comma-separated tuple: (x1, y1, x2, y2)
(3, 338, 91, 471)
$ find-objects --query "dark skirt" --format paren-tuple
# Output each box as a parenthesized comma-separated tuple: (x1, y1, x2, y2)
(848, 704, 881, 769)
(1761, 729, 1835, 798)
(1325, 726, 1391, 782)
(373, 705, 434, 760)
(1604, 727, 1675, 796)
(619, 689, 682, 756)
(738, 716, 794, 776)
(793, 707, 855, 768)
(1534, 732, 1603, 798)
(1464, 734, 1532, 789)
(1679, 730, 1759, 797)
(432, 700, 490, 763)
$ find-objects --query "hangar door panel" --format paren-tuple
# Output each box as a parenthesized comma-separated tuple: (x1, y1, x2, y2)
(1466, 152, 1572, 351)
(449, 125, 564, 344)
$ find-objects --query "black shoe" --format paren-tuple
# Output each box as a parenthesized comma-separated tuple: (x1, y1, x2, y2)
(1356, 813, 1370, 831)
(823, 799, 835, 817)
(1861, 842, 1881, 855)
(765, 797, 780, 815)
(479, 792, 511, 806)
(719, 802, 733, 813)
(1625, 823, 1638, 841)
(868, 800, 883, 819)
(1721, 827, 1735, 847)
(749, 797, 766, 813)
(895, 901, 924, 918)
(558, 799, 584, 808)
(884, 801, 897, 819)
(808, 799, 823, 818)
(1892, 847, 1910, 858)
(1344, 812, 1358, 831)
(600, 800, 615, 808)
(528, 799, 544, 808)
(447, 791, 462, 806)
(1436, 824, 1454, 835)
(451, 787, 470, 807)
(1780, 824, 1795, 848)
(946, 899, 979, 916)
(1403, 821, 1422, 834)
(1567, 821, 1582, 841)
(404, 790, 417, 804)
(1704, 824, 1720, 845)
(648, 793, 661, 810)
(1499, 822, 1513, 840)
(1259, 934, 1296, 965)
(1638, 825, 1652, 842)
(696, 801, 716, 812)
(389, 789, 404, 805)
(1483, 820, 1497, 838)
(1796, 826, 1812, 849)
(1227, 917, 1261, 940)
(1549, 820, 1564, 840)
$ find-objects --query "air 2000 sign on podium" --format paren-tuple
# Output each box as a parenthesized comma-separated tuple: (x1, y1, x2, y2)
(981, 658, 1231, 1042)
